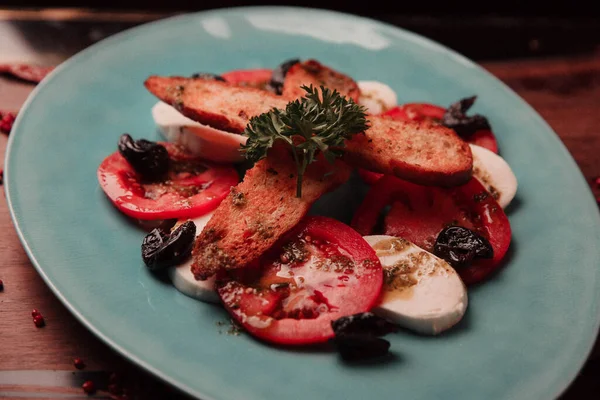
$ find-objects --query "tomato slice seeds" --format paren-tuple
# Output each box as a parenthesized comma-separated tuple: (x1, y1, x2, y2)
(98, 142, 239, 220)
(352, 176, 511, 285)
(218, 216, 383, 345)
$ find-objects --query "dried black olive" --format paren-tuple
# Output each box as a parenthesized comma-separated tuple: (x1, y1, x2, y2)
(142, 220, 196, 271)
(118, 134, 169, 181)
(441, 96, 491, 138)
(332, 312, 398, 337)
(333, 334, 391, 361)
(433, 226, 494, 268)
(191, 72, 226, 81)
(268, 58, 300, 94)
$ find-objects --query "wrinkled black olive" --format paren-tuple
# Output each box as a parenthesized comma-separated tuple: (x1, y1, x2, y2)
(191, 72, 226, 81)
(441, 96, 491, 138)
(332, 312, 398, 337)
(333, 334, 391, 361)
(268, 58, 300, 94)
(118, 134, 169, 181)
(433, 226, 494, 268)
(142, 221, 196, 271)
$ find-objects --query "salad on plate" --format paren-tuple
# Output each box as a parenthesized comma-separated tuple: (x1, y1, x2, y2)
(97, 58, 517, 360)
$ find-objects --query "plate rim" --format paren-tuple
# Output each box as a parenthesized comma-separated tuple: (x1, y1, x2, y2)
(4, 6, 600, 400)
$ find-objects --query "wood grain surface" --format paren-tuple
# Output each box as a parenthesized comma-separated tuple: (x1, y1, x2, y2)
(0, 11, 599, 400)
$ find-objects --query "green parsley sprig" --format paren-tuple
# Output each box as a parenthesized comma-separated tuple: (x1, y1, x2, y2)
(241, 85, 368, 197)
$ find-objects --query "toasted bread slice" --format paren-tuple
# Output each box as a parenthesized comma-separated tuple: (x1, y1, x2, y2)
(344, 117, 473, 186)
(144, 76, 288, 133)
(282, 60, 360, 102)
(145, 76, 471, 186)
(191, 149, 352, 280)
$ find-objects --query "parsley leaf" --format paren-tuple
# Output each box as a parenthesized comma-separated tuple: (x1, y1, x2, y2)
(241, 85, 368, 197)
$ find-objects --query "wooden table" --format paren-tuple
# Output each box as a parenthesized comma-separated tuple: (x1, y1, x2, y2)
(0, 9, 599, 400)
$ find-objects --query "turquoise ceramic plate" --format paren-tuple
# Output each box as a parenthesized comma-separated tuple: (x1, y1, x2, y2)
(5, 7, 600, 400)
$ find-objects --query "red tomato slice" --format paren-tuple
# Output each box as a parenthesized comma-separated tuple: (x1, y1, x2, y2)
(382, 103, 446, 122)
(217, 216, 383, 345)
(356, 168, 384, 186)
(352, 176, 511, 285)
(468, 129, 499, 153)
(97, 143, 239, 220)
(221, 68, 272, 89)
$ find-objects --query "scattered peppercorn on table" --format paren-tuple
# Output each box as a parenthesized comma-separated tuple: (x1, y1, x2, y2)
(0, 8, 599, 399)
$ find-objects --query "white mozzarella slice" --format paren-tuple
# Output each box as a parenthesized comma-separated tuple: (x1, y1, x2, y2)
(470, 144, 518, 209)
(167, 212, 218, 303)
(357, 81, 397, 114)
(363, 235, 467, 335)
(152, 101, 246, 163)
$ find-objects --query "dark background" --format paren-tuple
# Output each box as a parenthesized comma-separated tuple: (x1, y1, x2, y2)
(2, 0, 600, 16)
(2, 1, 599, 61)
